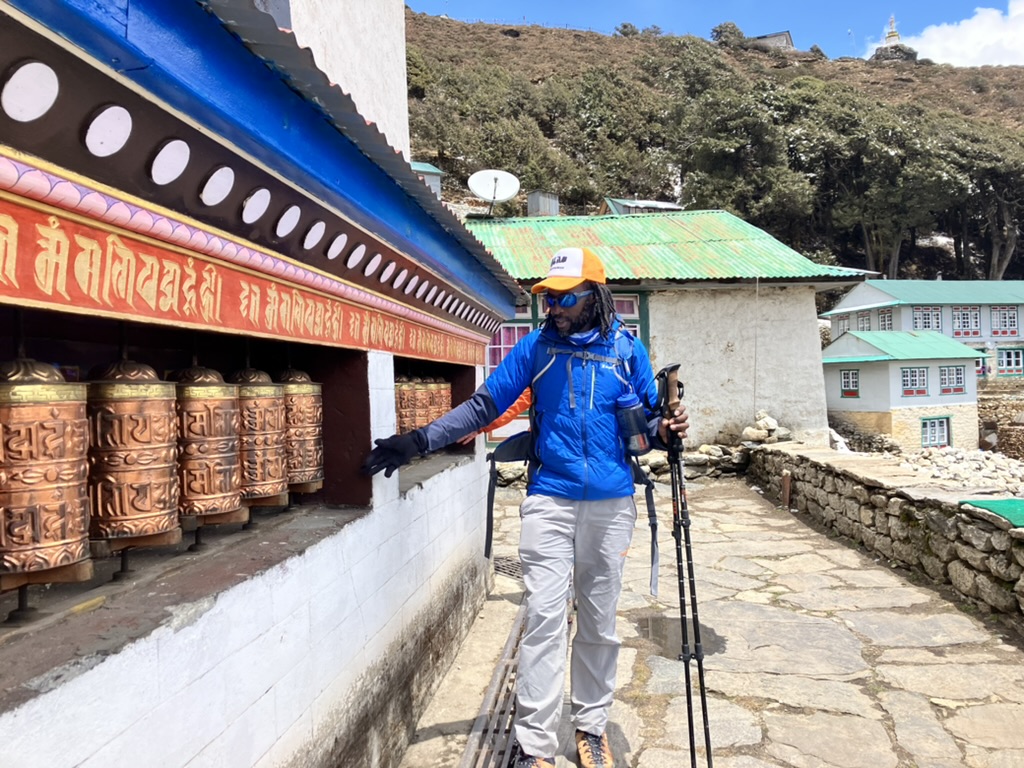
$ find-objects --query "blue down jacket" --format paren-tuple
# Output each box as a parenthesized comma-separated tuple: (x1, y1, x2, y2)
(420, 319, 662, 500)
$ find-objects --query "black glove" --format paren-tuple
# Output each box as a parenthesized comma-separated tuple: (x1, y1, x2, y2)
(361, 430, 427, 477)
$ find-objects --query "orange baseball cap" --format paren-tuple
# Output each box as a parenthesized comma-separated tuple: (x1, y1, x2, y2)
(531, 247, 606, 294)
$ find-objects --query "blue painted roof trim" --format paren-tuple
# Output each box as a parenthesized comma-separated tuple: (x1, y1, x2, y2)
(9, 0, 516, 317)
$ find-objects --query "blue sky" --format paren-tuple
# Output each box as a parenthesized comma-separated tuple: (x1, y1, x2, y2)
(405, 1, 1024, 66)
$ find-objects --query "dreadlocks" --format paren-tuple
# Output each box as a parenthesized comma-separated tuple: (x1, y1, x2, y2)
(592, 283, 618, 337)
(542, 282, 620, 338)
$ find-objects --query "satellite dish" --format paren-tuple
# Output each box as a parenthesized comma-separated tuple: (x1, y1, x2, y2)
(468, 169, 521, 215)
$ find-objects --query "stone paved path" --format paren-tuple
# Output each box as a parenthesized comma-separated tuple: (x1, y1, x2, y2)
(402, 476, 1024, 768)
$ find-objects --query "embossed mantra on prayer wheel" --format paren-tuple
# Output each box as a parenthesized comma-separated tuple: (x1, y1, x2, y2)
(172, 366, 242, 517)
(276, 369, 323, 490)
(395, 376, 416, 435)
(0, 359, 90, 574)
(87, 360, 179, 540)
(226, 368, 287, 500)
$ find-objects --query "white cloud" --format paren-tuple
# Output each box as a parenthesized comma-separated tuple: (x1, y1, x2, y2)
(863, 1, 1024, 66)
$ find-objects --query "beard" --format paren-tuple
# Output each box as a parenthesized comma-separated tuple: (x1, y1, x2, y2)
(550, 297, 600, 337)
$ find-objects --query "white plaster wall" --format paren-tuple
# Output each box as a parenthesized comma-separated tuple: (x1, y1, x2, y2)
(280, 0, 411, 157)
(0, 352, 489, 768)
(884, 360, 978, 406)
(648, 285, 829, 447)
(823, 362, 892, 412)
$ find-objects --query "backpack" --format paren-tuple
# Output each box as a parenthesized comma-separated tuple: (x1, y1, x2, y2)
(483, 326, 662, 596)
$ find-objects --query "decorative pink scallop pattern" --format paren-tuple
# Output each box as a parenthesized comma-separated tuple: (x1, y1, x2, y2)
(49, 181, 83, 209)
(0, 152, 493, 341)
(12, 169, 54, 199)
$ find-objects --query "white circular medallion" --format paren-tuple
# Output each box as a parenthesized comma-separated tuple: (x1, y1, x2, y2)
(1, 61, 59, 122)
(150, 139, 190, 185)
(200, 166, 235, 206)
(85, 105, 132, 157)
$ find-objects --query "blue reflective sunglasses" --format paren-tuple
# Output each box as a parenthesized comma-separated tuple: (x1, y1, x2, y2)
(543, 290, 593, 309)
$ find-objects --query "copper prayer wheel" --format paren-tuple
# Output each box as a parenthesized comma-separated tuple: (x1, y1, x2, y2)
(0, 359, 90, 574)
(395, 376, 416, 435)
(413, 376, 432, 429)
(226, 368, 287, 499)
(439, 379, 452, 412)
(276, 369, 324, 487)
(87, 360, 178, 539)
(172, 366, 242, 517)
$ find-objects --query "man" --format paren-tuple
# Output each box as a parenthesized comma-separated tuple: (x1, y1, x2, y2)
(363, 246, 689, 767)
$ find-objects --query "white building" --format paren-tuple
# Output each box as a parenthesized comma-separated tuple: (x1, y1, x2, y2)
(465, 210, 869, 447)
(822, 331, 980, 450)
(821, 280, 1024, 378)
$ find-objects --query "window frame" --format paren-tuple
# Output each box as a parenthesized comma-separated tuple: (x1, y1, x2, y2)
(921, 417, 951, 448)
(952, 305, 981, 338)
(912, 306, 941, 331)
(901, 366, 928, 397)
(839, 369, 859, 398)
(997, 348, 1024, 376)
(991, 306, 1019, 337)
(878, 309, 893, 331)
(939, 365, 966, 395)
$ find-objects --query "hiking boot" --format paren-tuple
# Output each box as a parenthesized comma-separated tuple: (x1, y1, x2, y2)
(575, 729, 613, 768)
(515, 752, 555, 768)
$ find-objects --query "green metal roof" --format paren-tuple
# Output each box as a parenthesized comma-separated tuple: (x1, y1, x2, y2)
(602, 197, 682, 215)
(463, 210, 870, 283)
(410, 161, 443, 176)
(822, 331, 981, 364)
(859, 279, 1024, 305)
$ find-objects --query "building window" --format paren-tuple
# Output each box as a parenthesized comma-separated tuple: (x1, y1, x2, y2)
(998, 348, 1024, 375)
(912, 306, 941, 331)
(952, 306, 980, 337)
(856, 312, 870, 331)
(921, 417, 950, 448)
(487, 323, 531, 375)
(612, 293, 641, 337)
(901, 367, 928, 396)
(939, 365, 966, 395)
(977, 357, 989, 376)
(991, 306, 1019, 337)
(835, 315, 850, 336)
(840, 369, 859, 398)
(878, 309, 893, 330)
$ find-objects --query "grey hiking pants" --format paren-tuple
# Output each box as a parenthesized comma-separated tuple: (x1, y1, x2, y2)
(514, 493, 637, 758)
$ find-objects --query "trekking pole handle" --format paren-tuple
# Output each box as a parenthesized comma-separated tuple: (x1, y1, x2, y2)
(656, 363, 684, 418)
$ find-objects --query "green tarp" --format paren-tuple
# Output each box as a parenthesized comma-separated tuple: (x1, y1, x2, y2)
(960, 499, 1024, 528)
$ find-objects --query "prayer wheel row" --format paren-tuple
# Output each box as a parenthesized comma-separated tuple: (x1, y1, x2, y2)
(0, 359, 323, 577)
(395, 376, 451, 434)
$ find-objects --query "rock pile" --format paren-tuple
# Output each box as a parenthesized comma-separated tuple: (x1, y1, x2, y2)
(739, 410, 793, 445)
(881, 446, 1024, 495)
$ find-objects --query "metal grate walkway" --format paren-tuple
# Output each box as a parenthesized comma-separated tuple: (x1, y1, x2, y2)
(458, 603, 527, 768)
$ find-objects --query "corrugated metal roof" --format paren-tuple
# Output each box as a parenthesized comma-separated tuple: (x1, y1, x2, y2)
(860, 280, 1024, 305)
(411, 161, 443, 176)
(823, 331, 980, 363)
(195, 0, 522, 301)
(464, 211, 870, 282)
(603, 197, 682, 215)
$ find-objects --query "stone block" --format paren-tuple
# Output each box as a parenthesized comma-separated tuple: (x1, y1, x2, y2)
(992, 530, 1012, 552)
(870, 493, 889, 509)
(920, 553, 947, 582)
(887, 497, 904, 516)
(958, 523, 995, 552)
(955, 542, 991, 572)
(928, 535, 957, 563)
(889, 517, 909, 541)
(924, 509, 958, 539)
(892, 540, 920, 566)
(874, 535, 894, 560)
(948, 560, 978, 598)
(988, 553, 1023, 582)
(1013, 542, 1024, 568)
(860, 505, 876, 527)
(874, 509, 890, 535)
(976, 573, 1019, 613)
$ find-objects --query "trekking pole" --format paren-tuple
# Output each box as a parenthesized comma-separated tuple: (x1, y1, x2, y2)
(656, 364, 712, 768)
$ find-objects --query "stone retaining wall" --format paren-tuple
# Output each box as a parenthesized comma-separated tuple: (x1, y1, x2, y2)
(748, 445, 1024, 635)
